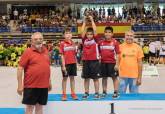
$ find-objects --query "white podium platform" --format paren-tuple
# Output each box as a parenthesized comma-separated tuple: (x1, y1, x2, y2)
(1, 94, 165, 114)
(44, 101, 165, 114)
(44, 94, 165, 114)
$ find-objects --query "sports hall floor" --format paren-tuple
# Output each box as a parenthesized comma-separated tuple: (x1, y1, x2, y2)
(0, 64, 165, 108)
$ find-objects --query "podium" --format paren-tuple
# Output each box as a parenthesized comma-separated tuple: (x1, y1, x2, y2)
(0, 94, 165, 114)
(44, 94, 165, 114)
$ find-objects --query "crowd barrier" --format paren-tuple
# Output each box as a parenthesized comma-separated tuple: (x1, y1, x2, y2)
(0, 27, 10, 33)
(132, 24, 165, 32)
(1, 25, 165, 33)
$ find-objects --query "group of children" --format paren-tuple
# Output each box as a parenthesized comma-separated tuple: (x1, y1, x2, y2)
(60, 16, 120, 101)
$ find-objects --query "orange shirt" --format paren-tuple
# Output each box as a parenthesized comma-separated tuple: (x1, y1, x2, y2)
(119, 43, 144, 78)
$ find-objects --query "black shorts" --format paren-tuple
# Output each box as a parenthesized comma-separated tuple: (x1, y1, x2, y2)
(22, 88, 48, 105)
(156, 50, 160, 58)
(149, 51, 156, 57)
(81, 60, 100, 79)
(100, 63, 118, 78)
(62, 63, 77, 77)
(144, 54, 149, 59)
(160, 55, 165, 57)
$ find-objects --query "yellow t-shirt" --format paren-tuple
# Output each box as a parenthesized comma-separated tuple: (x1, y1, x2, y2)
(143, 46, 149, 54)
(119, 43, 144, 78)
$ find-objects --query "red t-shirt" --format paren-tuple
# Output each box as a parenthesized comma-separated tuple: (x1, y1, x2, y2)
(60, 40, 77, 64)
(99, 39, 120, 63)
(19, 46, 50, 88)
(82, 36, 100, 60)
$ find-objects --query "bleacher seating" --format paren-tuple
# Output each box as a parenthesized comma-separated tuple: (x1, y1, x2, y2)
(21, 26, 77, 33)
(132, 24, 165, 32)
(0, 27, 10, 33)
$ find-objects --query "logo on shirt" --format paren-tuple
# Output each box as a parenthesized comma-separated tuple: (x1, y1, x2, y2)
(64, 46, 76, 52)
(84, 39, 96, 45)
(122, 54, 126, 58)
(122, 53, 135, 58)
(100, 45, 115, 50)
(132, 50, 135, 53)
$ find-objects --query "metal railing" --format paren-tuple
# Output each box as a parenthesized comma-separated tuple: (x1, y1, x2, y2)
(132, 24, 165, 32)
(21, 26, 77, 33)
(0, 27, 10, 33)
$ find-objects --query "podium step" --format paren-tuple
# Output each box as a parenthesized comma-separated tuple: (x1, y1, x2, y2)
(48, 93, 165, 101)
(1, 94, 165, 114)
(0, 108, 24, 114)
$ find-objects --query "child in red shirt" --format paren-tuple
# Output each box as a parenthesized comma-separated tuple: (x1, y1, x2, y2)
(60, 27, 78, 101)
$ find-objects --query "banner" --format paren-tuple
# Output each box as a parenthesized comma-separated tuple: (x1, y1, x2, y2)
(142, 65, 159, 77)
(78, 23, 131, 35)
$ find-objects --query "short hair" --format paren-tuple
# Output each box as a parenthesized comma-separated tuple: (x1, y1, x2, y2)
(125, 30, 135, 35)
(86, 27, 94, 33)
(31, 32, 43, 39)
(104, 26, 113, 33)
(63, 27, 71, 34)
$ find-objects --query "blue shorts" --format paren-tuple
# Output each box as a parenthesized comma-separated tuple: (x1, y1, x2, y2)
(119, 77, 139, 93)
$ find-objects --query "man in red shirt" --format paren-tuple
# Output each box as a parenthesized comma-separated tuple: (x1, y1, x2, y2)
(99, 26, 120, 99)
(17, 32, 52, 114)
(81, 15, 100, 100)
(60, 27, 78, 101)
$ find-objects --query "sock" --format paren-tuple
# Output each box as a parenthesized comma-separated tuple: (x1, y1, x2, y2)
(103, 91, 107, 94)
(85, 92, 89, 95)
(114, 90, 118, 94)
(95, 92, 99, 95)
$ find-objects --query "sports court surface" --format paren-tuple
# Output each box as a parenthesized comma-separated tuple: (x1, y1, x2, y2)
(0, 65, 165, 114)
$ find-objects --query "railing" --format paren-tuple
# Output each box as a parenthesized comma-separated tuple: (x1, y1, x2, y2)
(132, 24, 165, 32)
(21, 26, 77, 33)
(0, 27, 10, 33)
(2, 25, 165, 33)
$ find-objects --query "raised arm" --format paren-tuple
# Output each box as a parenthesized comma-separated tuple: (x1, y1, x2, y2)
(89, 16, 97, 36)
(81, 16, 87, 38)
(81, 16, 97, 38)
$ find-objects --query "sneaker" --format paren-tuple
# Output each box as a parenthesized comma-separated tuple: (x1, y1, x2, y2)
(61, 94, 67, 101)
(71, 94, 78, 100)
(112, 92, 119, 99)
(101, 93, 107, 98)
(82, 93, 89, 100)
(93, 93, 100, 100)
